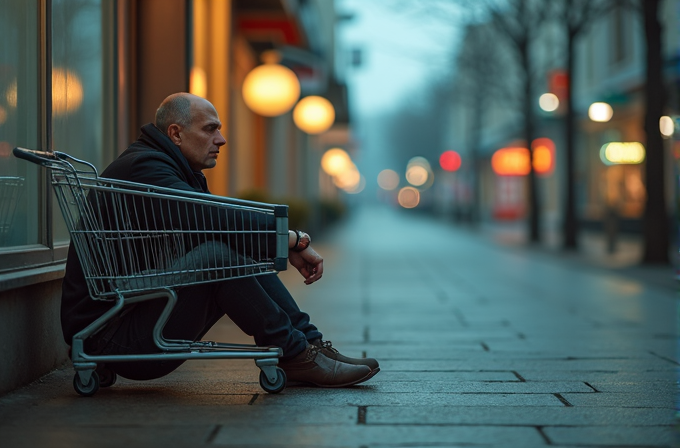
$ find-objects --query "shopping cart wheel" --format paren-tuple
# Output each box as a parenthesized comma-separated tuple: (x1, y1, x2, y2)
(259, 367, 286, 394)
(97, 365, 117, 388)
(73, 371, 100, 397)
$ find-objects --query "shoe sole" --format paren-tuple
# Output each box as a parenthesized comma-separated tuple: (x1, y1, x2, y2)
(286, 368, 378, 388)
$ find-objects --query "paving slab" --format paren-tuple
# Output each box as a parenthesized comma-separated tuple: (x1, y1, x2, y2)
(1, 205, 677, 447)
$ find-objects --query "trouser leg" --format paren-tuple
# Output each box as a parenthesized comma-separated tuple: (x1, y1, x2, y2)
(99, 277, 307, 380)
(256, 274, 323, 342)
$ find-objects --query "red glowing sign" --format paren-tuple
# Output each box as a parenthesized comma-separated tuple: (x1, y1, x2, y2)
(439, 150, 461, 172)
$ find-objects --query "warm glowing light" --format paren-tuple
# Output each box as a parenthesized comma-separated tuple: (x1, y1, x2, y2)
(377, 169, 399, 190)
(242, 63, 300, 116)
(0, 105, 6, 125)
(344, 175, 365, 194)
(293, 96, 335, 134)
(492, 139, 554, 176)
(321, 148, 352, 176)
(492, 148, 530, 176)
(333, 166, 361, 190)
(531, 138, 554, 175)
(439, 150, 461, 172)
(5, 80, 17, 108)
(397, 186, 420, 209)
(588, 102, 613, 122)
(190, 67, 207, 98)
(660, 116, 674, 137)
(539, 93, 559, 112)
(52, 68, 84, 116)
(407, 156, 431, 170)
(599, 142, 645, 165)
(406, 165, 429, 186)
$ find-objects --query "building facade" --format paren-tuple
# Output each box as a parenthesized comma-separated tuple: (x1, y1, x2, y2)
(447, 0, 679, 242)
(0, 0, 347, 394)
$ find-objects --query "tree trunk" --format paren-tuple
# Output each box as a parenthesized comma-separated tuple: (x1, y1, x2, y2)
(563, 31, 578, 249)
(468, 89, 484, 225)
(522, 46, 540, 243)
(641, 0, 669, 264)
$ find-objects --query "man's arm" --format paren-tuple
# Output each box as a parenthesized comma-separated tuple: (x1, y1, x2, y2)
(286, 230, 323, 285)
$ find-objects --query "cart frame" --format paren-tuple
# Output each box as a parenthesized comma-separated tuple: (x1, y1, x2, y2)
(13, 147, 290, 395)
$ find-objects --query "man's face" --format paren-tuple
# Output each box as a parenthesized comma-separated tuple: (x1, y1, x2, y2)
(177, 100, 226, 172)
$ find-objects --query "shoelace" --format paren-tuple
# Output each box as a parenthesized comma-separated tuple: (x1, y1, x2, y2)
(320, 340, 339, 354)
(305, 344, 322, 361)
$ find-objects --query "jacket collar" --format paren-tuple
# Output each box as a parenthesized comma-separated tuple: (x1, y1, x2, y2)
(138, 123, 209, 192)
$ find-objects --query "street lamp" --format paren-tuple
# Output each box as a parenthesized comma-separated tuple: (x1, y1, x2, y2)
(588, 102, 613, 122)
(242, 51, 300, 117)
(293, 96, 335, 134)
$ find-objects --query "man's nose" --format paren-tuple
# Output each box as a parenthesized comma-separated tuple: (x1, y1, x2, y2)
(215, 131, 226, 146)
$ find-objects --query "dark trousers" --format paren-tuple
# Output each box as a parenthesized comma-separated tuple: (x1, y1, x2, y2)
(96, 273, 322, 380)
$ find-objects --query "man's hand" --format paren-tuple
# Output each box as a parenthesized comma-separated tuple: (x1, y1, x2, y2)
(289, 246, 323, 285)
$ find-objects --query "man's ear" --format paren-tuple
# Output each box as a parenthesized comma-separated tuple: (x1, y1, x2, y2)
(167, 124, 182, 146)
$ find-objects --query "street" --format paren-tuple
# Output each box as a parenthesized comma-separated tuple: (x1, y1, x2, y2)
(0, 205, 677, 448)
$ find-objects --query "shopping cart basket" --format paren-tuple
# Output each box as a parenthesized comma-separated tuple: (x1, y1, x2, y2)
(13, 147, 290, 396)
(0, 176, 24, 246)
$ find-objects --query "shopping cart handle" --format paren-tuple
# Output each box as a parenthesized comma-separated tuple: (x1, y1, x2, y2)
(13, 147, 64, 166)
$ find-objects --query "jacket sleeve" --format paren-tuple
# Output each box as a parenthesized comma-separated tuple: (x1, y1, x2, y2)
(100, 153, 278, 263)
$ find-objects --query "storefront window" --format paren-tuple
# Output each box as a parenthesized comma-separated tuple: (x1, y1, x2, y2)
(52, 0, 106, 243)
(0, 0, 41, 249)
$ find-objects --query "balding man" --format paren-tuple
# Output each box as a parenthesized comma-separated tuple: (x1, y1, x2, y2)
(61, 93, 379, 388)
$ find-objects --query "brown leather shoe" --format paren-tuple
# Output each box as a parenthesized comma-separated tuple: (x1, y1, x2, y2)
(312, 339, 380, 373)
(279, 344, 373, 387)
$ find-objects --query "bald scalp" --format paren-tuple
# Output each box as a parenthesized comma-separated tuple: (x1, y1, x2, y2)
(155, 93, 198, 135)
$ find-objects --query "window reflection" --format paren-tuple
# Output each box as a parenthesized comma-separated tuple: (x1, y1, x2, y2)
(0, 0, 40, 249)
(52, 0, 105, 243)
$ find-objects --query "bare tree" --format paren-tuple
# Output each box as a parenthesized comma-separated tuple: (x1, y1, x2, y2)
(453, 23, 511, 223)
(487, 0, 552, 243)
(552, 0, 617, 250)
(640, 0, 669, 264)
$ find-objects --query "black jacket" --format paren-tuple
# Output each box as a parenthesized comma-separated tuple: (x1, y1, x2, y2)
(60, 124, 274, 344)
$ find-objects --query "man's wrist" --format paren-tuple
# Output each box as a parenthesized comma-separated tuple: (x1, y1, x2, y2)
(292, 230, 311, 252)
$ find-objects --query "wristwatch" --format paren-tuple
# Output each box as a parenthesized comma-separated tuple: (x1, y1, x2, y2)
(293, 230, 311, 252)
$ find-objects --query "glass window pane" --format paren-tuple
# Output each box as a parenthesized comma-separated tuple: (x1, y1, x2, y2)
(52, 0, 104, 243)
(0, 0, 41, 249)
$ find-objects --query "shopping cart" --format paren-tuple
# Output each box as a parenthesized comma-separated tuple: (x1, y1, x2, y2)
(0, 176, 24, 246)
(13, 147, 290, 396)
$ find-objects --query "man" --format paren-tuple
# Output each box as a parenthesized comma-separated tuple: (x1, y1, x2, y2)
(61, 92, 379, 387)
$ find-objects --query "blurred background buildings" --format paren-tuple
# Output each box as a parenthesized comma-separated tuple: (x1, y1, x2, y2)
(0, 0, 677, 394)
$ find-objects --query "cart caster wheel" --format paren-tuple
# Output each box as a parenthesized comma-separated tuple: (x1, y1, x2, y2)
(259, 367, 286, 394)
(73, 371, 100, 397)
(97, 366, 117, 388)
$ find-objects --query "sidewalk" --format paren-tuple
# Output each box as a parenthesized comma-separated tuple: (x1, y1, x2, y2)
(0, 205, 677, 448)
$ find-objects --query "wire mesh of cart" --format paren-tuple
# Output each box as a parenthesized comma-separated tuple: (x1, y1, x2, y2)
(13, 147, 290, 396)
(0, 176, 24, 246)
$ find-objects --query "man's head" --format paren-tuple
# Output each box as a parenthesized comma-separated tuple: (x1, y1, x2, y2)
(155, 93, 226, 172)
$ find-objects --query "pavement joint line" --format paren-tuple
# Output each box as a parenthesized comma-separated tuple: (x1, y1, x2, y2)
(553, 393, 573, 407)
(357, 406, 367, 425)
(583, 382, 600, 393)
(247, 394, 259, 405)
(453, 308, 469, 327)
(535, 426, 553, 445)
(363, 326, 370, 343)
(511, 371, 526, 382)
(480, 342, 490, 352)
(204, 424, 221, 444)
(517, 332, 526, 339)
(647, 350, 680, 366)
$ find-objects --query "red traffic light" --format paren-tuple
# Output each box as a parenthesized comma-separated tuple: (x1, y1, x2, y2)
(439, 150, 461, 172)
